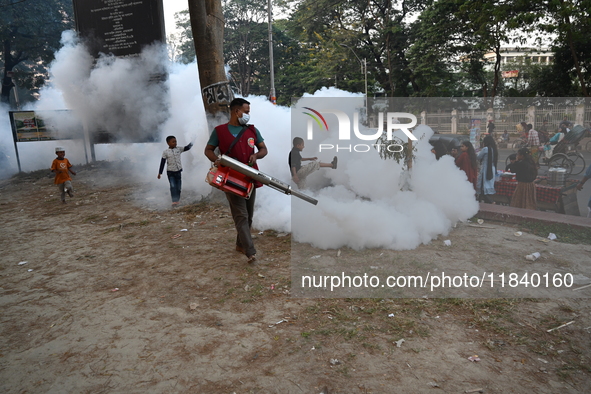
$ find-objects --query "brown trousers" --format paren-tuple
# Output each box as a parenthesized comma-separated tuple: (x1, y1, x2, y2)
(225, 188, 257, 257)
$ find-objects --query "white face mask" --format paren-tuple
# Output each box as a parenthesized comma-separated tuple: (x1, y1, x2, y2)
(238, 113, 250, 125)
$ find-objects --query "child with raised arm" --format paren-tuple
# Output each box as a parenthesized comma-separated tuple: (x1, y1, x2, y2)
(289, 137, 337, 189)
(158, 135, 193, 206)
(51, 147, 76, 204)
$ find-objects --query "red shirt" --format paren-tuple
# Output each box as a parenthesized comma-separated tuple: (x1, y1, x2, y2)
(455, 152, 477, 190)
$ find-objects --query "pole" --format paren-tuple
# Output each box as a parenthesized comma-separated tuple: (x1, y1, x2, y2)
(267, 0, 276, 104)
(363, 58, 368, 113)
(339, 44, 367, 110)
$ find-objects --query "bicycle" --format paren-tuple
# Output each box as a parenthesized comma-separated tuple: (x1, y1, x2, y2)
(562, 145, 586, 175)
(510, 138, 528, 151)
(537, 125, 588, 176)
(538, 142, 586, 175)
(537, 152, 575, 176)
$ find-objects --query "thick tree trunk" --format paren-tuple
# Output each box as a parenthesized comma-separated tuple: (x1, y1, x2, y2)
(188, 0, 233, 115)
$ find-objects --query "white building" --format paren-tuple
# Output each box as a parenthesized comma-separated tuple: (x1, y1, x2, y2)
(483, 47, 554, 66)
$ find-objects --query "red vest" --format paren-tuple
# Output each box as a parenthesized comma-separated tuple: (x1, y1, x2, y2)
(215, 124, 263, 188)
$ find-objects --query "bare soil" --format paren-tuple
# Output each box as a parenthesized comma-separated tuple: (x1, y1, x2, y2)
(1, 161, 591, 394)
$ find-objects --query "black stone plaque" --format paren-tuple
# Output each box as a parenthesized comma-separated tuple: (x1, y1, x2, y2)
(73, 0, 166, 58)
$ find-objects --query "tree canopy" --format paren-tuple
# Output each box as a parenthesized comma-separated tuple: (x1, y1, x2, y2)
(1, 0, 74, 105)
(3, 0, 591, 108)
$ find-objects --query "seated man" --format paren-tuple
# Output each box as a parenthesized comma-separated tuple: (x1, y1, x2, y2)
(289, 137, 337, 189)
(502, 130, 510, 142)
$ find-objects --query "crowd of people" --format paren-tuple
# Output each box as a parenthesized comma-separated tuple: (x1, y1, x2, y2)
(435, 116, 591, 213)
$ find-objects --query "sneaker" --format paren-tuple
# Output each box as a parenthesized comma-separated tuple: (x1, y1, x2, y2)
(331, 156, 338, 169)
(247, 254, 257, 264)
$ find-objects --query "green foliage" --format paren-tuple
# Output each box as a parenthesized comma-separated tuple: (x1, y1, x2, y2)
(0, 0, 74, 105)
(168, 10, 195, 64)
(5, 0, 591, 107)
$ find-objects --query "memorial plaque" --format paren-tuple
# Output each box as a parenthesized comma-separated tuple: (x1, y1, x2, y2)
(73, 0, 166, 58)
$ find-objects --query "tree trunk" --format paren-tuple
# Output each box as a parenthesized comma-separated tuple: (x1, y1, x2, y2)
(1, 40, 16, 105)
(491, 43, 501, 99)
(188, 0, 233, 115)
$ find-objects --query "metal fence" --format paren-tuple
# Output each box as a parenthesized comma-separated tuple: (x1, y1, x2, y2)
(422, 103, 589, 135)
(424, 112, 452, 134)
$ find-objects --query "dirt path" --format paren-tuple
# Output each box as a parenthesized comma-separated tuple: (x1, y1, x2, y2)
(1, 161, 590, 393)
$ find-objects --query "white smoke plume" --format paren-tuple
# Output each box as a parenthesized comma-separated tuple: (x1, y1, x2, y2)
(1, 30, 479, 250)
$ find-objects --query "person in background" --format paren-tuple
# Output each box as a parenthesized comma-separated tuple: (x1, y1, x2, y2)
(454, 140, 477, 191)
(526, 124, 539, 146)
(526, 124, 540, 164)
(477, 135, 498, 204)
(508, 147, 538, 210)
(158, 135, 193, 207)
(542, 125, 566, 160)
(51, 147, 76, 204)
(450, 146, 460, 159)
(505, 153, 517, 171)
(430, 140, 447, 160)
(502, 130, 510, 142)
(576, 164, 591, 217)
(559, 116, 572, 130)
(517, 121, 528, 139)
(538, 120, 550, 143)
(555, 123, 569, 140)
(487, 119, 496, 139)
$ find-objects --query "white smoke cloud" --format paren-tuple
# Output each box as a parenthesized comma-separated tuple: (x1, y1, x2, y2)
(290, 121, 479, 250)
(0, 31, 479, 250)
(0, 103, 19, 177)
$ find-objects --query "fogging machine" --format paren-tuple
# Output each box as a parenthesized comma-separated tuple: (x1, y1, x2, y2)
(214, 155, 318, 205)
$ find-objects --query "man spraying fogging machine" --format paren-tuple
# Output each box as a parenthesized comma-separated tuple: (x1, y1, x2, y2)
(218, 155, 318, 205)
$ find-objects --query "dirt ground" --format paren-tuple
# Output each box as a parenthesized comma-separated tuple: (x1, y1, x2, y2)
(1, 161, 591, 394)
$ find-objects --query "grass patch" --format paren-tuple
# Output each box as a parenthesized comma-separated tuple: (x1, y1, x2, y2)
(125, 220, 150, 227)
(519, 221, 591, 245)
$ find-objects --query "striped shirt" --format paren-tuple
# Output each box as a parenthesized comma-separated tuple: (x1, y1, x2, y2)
(527, 129, 539, 146)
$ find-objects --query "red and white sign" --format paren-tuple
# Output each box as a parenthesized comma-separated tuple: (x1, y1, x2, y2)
(502, 70, 519, 78)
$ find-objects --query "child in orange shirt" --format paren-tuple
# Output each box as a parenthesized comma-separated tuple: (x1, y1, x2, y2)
(51, 147, 76, 203)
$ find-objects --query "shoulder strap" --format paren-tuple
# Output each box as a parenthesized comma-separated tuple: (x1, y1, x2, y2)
(225, 125, 248, 155)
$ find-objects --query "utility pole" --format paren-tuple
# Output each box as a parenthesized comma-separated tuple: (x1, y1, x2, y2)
(267, 0, 276, 104)
(339, 44, 367, 111)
